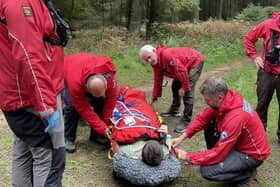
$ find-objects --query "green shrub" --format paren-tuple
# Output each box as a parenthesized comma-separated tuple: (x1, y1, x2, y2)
(235, 4, 279, 22)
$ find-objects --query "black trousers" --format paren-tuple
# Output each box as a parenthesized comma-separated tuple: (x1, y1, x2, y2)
(62, 83, 104, 142)
(171, 61, 204, 124)
(3, 100, 65, 186)
(200, 120, 263, 183)
(256, 69, 280, 139)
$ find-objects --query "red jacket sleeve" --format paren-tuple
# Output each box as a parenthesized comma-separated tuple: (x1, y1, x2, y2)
(152, 66, 164, 99)
(244, 20, 268, 59)
(102, 73, 118, 123)
(71, 87, 107, 134)
(186, 111, 246, 165)
(2, 0, 60, 117)
(185, 107, 217, 138)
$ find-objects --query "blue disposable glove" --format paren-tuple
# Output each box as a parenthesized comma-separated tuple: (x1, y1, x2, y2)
(44, 110, 60, 133)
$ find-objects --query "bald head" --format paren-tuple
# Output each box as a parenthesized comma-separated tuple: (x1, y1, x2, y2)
(86, 74, 107, 97)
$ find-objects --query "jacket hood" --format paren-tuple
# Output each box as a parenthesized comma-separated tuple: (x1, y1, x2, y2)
(156, 45, 168, 57)
(81, 55, 116, 85)
(218, 90, 244, 113)
(272, 11, 280, 19)
(272, 11, 280, 27)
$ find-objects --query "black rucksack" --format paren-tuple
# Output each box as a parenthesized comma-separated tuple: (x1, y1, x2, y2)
(44, 0, 70, 47)
(265, 30, 280, 64)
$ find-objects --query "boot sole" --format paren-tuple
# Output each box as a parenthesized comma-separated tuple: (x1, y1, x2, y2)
(173, 128, 186, 133)
(66, 148, 76, 153)
(160, 114, 181, 117)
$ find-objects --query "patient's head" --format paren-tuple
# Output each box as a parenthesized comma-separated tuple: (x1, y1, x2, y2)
(142, 140, 163, 166)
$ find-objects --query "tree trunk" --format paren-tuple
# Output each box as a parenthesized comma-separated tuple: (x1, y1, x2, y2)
(218, 0, 223, 19)
(199, 0, 206, 20)
(192, 6, 199, 22)
(127, 0, 142, 34)
(146, 0, 160, 38)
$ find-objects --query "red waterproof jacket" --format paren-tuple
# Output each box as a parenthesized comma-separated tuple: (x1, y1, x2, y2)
(185, 90, 270, 165)
(64, 52, 118, 134)
(0, 0, 64, 117)
(152, 45, 204, 99)
(244, 11, 280, 74)
(111, 85, 160, 143)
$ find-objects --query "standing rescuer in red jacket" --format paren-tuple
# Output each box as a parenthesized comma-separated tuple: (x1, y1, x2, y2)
(244, 11, 280, 143)
(172, 76, 270, 186)
(63, 52, 117, 153)
(140, 45, 204, 133)
(0, 0, 65, 186)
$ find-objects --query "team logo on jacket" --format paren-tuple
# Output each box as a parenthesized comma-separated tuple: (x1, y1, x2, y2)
(243, 99, 253, 115)
(22, 6, 33, 17)
(220, 131, 228, 139)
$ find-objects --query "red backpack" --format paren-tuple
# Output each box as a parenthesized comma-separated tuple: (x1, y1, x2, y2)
(111, 85, 160, 143)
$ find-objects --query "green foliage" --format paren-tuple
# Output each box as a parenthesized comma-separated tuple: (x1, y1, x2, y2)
(155, 0, 200, 23)
(69, 0, 97, 29)
(161, 36, 185, 47)
(235, 4, 279, 22)
(168, 0, 199, 11)
(224, 63, 257, 104)
(148, 23, 177, 41)
(55, 0, 202, 30)
(201, 41, 244, 70)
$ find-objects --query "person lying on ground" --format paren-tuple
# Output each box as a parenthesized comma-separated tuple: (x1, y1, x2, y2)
(110, 85, 180, 186)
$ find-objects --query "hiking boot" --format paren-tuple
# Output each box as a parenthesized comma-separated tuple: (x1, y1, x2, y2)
(65, 140, 76, 153)
(174, 112, 190, 133)
(161, 95, 181, 117)
(174, 121, 188, 133)
(160, 110, 181, 117)
(90, 131, 110, 145)
(232, 169, 258, 187)
(94, 134, 110, 144)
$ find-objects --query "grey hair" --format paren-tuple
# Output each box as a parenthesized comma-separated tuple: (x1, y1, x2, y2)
(139, 45, 155, 56)
(199, 76, 228, 97)
(86, 74, 107, 92)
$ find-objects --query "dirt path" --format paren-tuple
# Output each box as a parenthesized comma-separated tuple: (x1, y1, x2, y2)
(200, 58, 248, 79)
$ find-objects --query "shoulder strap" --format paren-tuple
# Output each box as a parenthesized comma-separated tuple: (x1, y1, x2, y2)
(271, 30, 279, 48)
(0, 18, 7, 25)
(44, 0, 70, 46)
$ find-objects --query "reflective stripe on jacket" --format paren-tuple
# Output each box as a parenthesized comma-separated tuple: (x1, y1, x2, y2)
(0, 0, 64, 117)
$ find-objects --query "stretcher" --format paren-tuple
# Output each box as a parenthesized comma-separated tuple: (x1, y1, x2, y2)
(109, 85, 181, 186)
